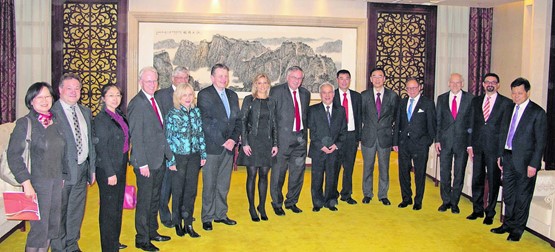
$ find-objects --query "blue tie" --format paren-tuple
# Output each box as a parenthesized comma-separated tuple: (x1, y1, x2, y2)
(407, 98, 414, 121)
(220, 91, 230, 118)
(506, 105, 520, 149)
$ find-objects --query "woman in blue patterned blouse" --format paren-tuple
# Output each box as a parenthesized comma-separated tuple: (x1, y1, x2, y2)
(165, 83, 207, 238)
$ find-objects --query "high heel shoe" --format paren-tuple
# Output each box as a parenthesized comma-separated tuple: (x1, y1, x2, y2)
(249, 207, 260, 222)
(185, 224, 200, 238)
(257, 205, 268, 221)
(175, 224, 185, 237)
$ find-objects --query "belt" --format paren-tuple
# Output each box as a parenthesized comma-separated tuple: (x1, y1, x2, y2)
(504, 149, 512, 155)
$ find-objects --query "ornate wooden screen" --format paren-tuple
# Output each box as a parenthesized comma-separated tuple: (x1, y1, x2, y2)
(52, 0, 128, 115)
(367, 3, 436, 99)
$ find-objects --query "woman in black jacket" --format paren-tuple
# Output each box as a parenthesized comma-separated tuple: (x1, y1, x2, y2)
(93, 84, 129, 251)
(238, 74, 278, 222)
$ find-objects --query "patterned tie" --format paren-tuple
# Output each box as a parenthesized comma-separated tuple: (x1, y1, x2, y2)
(293, 90, 301, 132)
(326, 105, 331, 126)
(376, 92, 382, 118)
(506, 105, 520, 149)
(150, 97, 163, 127)
(483, 96, 491, 121)
(407, 98, 414, 121)
(451, 95, 458, 120)
(342, 92, 349, 123)
(70, 105, 83, 156)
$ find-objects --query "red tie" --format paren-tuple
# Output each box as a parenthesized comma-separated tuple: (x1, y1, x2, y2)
(451, 95, 458, 120)
(483, 96, 491, 121)
(151, 97, 163, 127)
(342, 92, 349, 123)
(293, 90, 301, 132)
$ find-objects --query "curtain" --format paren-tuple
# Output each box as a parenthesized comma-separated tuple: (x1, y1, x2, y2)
(0, 0, 16, 123)
(468, 8, 493, 96)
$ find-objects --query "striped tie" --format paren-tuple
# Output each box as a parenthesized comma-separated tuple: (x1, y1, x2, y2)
(483, 96, 491, 121)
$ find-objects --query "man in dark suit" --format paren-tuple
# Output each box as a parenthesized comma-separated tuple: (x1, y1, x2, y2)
(270, 66, 311, 215)
(491, 78, 546, 242)
(332, 69, 361, 205)
(309, 82, 347, 212)
(360, 67, 399, 206)
(466, 73, 511, 225)
(128, 66, 173, 251)
(198, 64, 241, 231)
(435, 73, 474, 214)
(393, 78, 436, 210)
(154, 66, 190, 228)
(50, 73, 96, 252)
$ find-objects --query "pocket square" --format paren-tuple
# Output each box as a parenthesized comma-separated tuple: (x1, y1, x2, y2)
(417, 109, 424, 113)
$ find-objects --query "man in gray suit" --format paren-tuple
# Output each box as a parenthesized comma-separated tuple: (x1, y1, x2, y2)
(50, 73, 96, 252)
(128, 66, 174, 251)
(360, 67, 399, 206)
(154, 66, 190, 228)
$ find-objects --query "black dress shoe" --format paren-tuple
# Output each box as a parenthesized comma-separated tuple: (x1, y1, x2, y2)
(257, 205, 268, 221)
(285, 204, 303, 213)
(328, 206, 338, 211)
(273, 207, 285, 216)
(483, 216, 494, 225)
(438, 204, 450, 212)
(150, 235, 171, 242)
(507, 232, 521, 241)
(214, 217, 237, 225)
(466, 212, 484, 220)
(379, 198, 391, 206)
(202, 222, 212, 231)
(491, 225, 510, 234)
(118, 243, 127, 249)
(249, 208, 260, 222)
(175, 224, 185, 237)
(341, 197, 358, 205)
(312, 206, 321, 212)
(451, 205, 460, 214)
(362, 197, 372, 204)
(413, 204, 422, 210)
(398, 201, 412, 208)
(135, 242, 159, 252)
(185, 225, 200, 238)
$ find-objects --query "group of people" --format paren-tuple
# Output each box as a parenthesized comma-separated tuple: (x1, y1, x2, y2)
(6, 63, 546, 251)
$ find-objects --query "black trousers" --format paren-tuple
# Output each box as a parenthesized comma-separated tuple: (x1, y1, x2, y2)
(311, 152, 338, 208)
(335, 131, 358, 200)
(171, 153, 201, 226)
(97, 154, 127, 252)
(471, 149, 501, 217)
(134, 165, 164, 243)
(439, 146, 468, 207)
(159, 160, 172, 225)
(398, 141, 429, 205)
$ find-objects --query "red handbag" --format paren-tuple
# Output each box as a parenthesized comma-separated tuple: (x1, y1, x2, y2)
(123, 185, 137, 209)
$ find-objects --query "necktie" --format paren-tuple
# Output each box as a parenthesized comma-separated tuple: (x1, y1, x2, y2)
(293, 90, 301, 132)
(342, 92, 349, 123)
(506, 105, 520, 149)
(376, 92, 382, 118)
(483, 96, 491, 121)
(150, 97, 163, 127)
(220, 92, 231, 118)
(326, 105, 331, 126)
(451, 95, 458, 120)
(407, 98, 414, 121)
(70, 105, 83, 155)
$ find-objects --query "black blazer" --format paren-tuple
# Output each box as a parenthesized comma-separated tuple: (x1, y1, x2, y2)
(469, 93, 511, 153)
(393, 95, 436, 148)
(197, 85, 241, 155)
(333, 89, 362, 141)
(154, 86, 174, 117)
(498, 101, 547, 171)
(269, 83, 311, 144)
(93, 108, 128, 177)
(435, 90, 474, 151)
(360, 87, 400, 148)
(308, 103, 347, 159)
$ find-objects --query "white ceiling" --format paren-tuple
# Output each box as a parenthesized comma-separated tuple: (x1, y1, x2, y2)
(365, 0, 523, 7)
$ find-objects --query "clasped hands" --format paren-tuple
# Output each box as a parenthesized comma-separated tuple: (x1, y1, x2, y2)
(321, 144, 338, 154)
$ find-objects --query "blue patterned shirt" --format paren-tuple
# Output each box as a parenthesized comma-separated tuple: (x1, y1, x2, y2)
(165, 106, 207, 166)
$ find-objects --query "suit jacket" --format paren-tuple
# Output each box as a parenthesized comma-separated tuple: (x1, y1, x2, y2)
(308, 103, 347, 159)
(269, 83, 311, 144)
(498, 100, 547, 171)
(333, 89, 362, 141)
(197, 85, 241, 155)
(435, 90, 474, 151)
(393, 95, 436, 148)
(154, 86, 174, 117)
(469, 93, 511, 153)
(93, 108, 128, 178)
(51, 101, 96, 185)
(360, 87, 400, 148)
(127, 91, 173, 169)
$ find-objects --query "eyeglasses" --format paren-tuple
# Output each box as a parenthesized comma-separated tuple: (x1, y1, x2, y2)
(34, 95, 52, 101)
(106, 94, 122, 98)
(141, 79, 158, 84)
(483, 81, 498, 85)
(406, 87, 420, 91)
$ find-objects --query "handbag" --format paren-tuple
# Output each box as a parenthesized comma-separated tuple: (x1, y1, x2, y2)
(123, 184, 137, 209)
(0, 117, 32, 186)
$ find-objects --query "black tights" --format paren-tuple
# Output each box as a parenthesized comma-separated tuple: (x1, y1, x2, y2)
(246, 166, 270, 211)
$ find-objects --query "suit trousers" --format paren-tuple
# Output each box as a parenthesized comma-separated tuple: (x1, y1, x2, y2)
(311, 152, 338, 208)
(26, 178, 63, 250)
(398, 141, 429, 205)
(361, 140, 391, 200)
(271, 132, 307, 208)
(439, 146, 468, 207)
(134, 165, 164, 243)
(502, 151, 537, 235)
(97, 154, 127, 252)
(201, 149, 233, 222)
(471, 149, 501, 217)
(335, 131, 358, 200)
(159, 160, 172, 226)
(171, 153, 201, 226)
(51, 161, 88, 252)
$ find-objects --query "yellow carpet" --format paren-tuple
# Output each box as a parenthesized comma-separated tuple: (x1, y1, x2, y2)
(0, 152, 553, 251)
